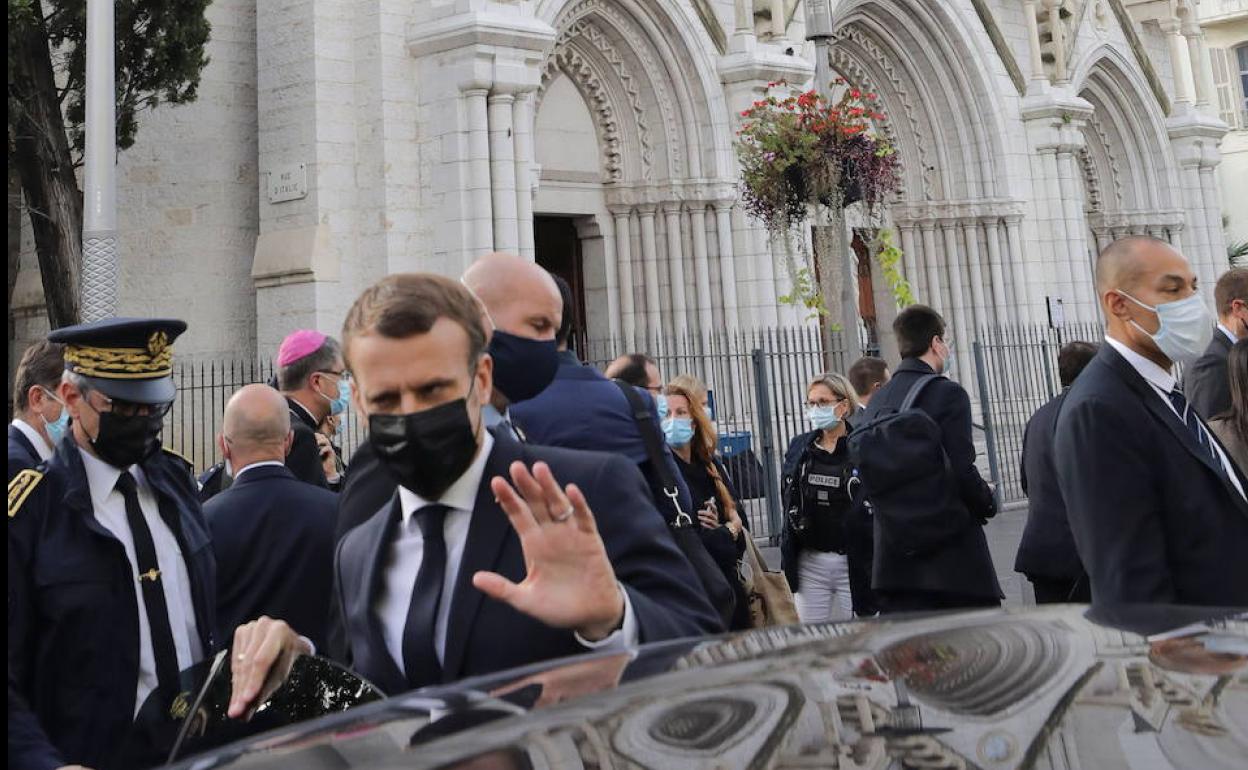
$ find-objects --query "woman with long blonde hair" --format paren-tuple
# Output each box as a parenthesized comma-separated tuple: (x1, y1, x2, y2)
(663, 376, 751, 630)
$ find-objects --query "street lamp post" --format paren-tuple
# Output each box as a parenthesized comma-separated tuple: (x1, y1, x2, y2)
(804, 0, 863, 364)
(81, 0, 119, 321)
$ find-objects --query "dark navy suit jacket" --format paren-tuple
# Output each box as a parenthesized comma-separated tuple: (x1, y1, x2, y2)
(1184, 327, 1234, 420)
(203, 464, 337, 651)
(1055, 344, 1248, 605)
(334, 429, 722, 696)
(861, 359, 1001, 600)
(510, 352, 694, 521)
(1014, 391, 1086, 583)
(8, 439, 218, 770)
(8, 422, 44, 481)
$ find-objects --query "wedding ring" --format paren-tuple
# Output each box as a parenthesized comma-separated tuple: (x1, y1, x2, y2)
(553, 506, 575, 523)
(236, 653, 247, 661)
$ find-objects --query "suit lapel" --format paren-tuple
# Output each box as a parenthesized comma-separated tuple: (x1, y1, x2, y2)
(355, 494, 406, 692)
(440, 438, 519, 681)
(9, 424, 39, 462)
(1102, 347, 1248, 515)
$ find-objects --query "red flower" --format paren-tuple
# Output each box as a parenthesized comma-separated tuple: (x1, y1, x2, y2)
(850, 89, 861, 99)
(740, 109, 750, 117)
(866, 92, 878, 100)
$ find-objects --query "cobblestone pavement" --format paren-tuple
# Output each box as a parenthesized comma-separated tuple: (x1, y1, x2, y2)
(755, 499, 1035, 612)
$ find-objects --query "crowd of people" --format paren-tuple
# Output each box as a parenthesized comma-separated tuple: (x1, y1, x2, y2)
(7, 240, 1248, 770)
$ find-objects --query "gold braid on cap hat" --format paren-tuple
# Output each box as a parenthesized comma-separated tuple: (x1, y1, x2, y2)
(63, 331, 173, 379)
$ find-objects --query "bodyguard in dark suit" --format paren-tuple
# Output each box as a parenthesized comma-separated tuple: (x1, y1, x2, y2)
(1184, 267, 1246, 420)
(1056, 237, 1248, 606)
(511, 273, 694, 524)
(1014, 341, 1098, 604)
(861, 305, 1001, 612)
(225, 274, 720, 717)
(8, 340, 67, 479)
(204, 385, 337, 651)
(275, 329, 351, 489)
(8, 319, 219, 770)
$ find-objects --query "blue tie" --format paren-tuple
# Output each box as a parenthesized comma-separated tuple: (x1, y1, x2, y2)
(1167, 388, 1220, 467)
(402, 504, 450, 689)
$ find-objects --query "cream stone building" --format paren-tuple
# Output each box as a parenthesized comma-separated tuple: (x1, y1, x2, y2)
(10, 0, 1239, 383)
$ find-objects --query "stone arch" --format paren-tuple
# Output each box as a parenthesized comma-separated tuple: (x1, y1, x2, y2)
(536, 0, 734, 188)
(1072, 46, 1182, 218)
(831, 0, 1015, 205)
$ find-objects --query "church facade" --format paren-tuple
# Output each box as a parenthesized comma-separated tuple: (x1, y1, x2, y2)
(11, 0, 1237, 376)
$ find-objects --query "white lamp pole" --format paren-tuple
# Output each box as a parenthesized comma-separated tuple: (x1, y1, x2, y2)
(804, 0, 862, 363)
(81, 0, 119, 321)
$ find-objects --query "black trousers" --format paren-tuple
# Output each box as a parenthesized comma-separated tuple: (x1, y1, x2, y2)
(1028, 575, 1091, 604)
(876, 590, 1001, 614)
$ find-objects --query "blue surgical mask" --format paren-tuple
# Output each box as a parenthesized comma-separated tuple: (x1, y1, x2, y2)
(807, 405, 840, 430)
(42, 407, 69, 446)
(663, 417, 695, 447)
(655, 394, 669, 421)
(1119, 290, 1214, 366)
(319, 377, 351, 416)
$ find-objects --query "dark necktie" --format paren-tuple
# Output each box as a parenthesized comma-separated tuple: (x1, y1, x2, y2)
(1167, 389, 1221, 467)
(402, 504, 450, 689)
(116, 471, 182, 696)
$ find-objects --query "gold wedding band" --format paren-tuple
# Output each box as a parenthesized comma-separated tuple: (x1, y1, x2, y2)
(236, 653, 247, 661)
(553, 506, 575, 523)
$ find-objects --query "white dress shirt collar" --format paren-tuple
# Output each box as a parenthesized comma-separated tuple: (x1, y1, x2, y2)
(398, 431, 495, 525)
(10, 418, 53, 461)
(1104, 335, 1175, 394)
(1218, 323, 1239, 345)
(233, 460, 287, 481)
(78, 443, 137, 508)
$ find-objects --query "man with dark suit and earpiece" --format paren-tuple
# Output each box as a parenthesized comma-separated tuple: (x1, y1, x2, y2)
(225, 273, 721, 713)
(1055, 237, 1248, 606)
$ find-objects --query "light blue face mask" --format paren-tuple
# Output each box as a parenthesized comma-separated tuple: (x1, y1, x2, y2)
(655, 394, 669, 421)
(663, 417, 695, 448)
(1119, 289, 1214, 365)
(41, 398, 70, 446)
(807, 405, 840, 430)
(319, 376, 351, 416)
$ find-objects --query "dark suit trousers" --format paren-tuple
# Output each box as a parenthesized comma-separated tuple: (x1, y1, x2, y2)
(1029, 576, 1091, 604)
(877, 589, 1001, 614)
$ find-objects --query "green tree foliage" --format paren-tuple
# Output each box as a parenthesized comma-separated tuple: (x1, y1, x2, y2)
(7, 0, 211, 327)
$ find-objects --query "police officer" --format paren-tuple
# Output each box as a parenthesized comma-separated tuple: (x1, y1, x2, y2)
(779, 373, 864, 623)
(8, 318, 219, 770)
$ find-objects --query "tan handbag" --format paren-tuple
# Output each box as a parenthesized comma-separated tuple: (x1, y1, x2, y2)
(739, 536, 799, 628)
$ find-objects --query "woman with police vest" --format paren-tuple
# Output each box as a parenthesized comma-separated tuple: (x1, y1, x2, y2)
(779, 373, 864, 622)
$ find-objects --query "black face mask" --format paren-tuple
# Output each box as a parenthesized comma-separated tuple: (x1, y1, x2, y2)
(368, 397, 480, 501)
(91, 410, 165, 468)
(488, 330, 559, 402)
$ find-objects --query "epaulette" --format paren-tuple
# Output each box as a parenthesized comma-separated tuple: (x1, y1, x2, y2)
(161, 446, 194, 470)
(8, 469, 44, 519)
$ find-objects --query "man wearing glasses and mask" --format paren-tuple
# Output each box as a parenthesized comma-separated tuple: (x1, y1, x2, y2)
(9, 318, 219, 770)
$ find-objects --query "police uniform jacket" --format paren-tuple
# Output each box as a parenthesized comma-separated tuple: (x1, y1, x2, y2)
(8, 439, 219, 770)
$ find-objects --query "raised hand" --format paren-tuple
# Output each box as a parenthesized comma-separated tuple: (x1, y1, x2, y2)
(226, 616, 312, 720)
(472, 461, 625, 641)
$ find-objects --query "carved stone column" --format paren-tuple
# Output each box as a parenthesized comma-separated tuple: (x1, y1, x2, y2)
(664, 204, 688, 334)
(611, 207, 637, 347)
(713, 201, 740, 327)
(488, 93, 518, 252)
(639, 204, 662, 350)
(690, 203, 714, 330)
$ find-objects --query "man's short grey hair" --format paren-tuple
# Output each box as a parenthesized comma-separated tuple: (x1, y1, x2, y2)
(277, 336, 342, 391)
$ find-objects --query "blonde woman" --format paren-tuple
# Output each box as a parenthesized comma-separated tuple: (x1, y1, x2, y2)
(779, 373, 861, 622)
(663, 377, 752, 630)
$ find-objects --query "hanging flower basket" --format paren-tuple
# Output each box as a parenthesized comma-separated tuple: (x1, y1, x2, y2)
(736, 81, 900, 233)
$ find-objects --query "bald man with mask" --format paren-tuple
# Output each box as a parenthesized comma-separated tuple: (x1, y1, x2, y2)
(1055, 236, 1248, 606)
(204, 384, 338, 650)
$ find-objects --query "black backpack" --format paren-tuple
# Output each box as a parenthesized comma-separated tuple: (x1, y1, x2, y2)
(847, 374, 970, 557)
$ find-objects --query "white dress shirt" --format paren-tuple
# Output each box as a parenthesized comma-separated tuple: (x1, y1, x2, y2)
(232, 459, 286, 480)
(1104, 337, 1245, 500)
(10, 418, 54, 461)
(78, 447, 203, 714)
(374, 431, 638, 677)
(1218, 323, 1239, 345)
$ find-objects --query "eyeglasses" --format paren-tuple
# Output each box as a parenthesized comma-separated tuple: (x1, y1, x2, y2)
(38, 386, 66, 406)
(806, 396, 845, 409)
(316, 369, 351, 383)
(91, 392, 173, 419)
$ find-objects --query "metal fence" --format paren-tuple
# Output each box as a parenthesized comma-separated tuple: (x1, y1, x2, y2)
(970, 322, 1107, 503)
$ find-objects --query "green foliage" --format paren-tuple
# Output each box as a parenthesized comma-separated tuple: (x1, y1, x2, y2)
(9, 0, 212, 162)
(872, 228, 917, 308)
(777, 266, 828, 320)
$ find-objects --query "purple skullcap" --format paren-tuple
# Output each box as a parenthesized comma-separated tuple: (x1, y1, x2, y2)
(277, 329, 327, 367)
